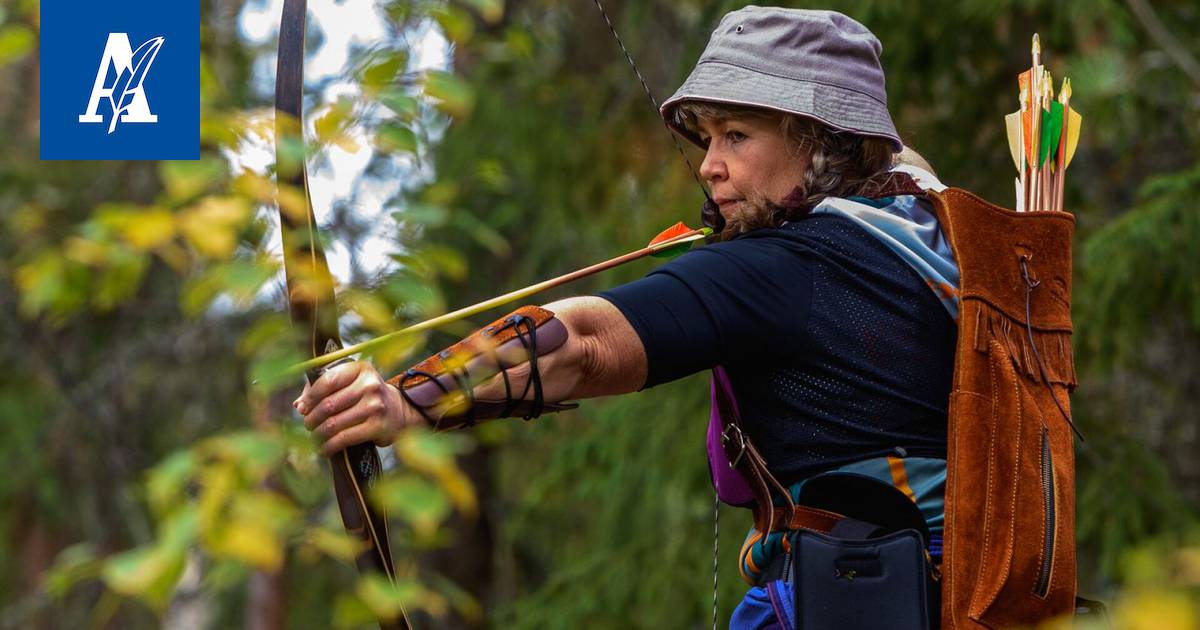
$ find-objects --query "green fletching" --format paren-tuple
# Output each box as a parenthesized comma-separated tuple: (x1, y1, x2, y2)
(650, 227, 711, 259)
(650, 243, 691, 258)
(1040, 101, 1064, 167)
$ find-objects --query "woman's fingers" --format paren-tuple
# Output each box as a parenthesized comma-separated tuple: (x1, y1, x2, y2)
(294, 361, 359, 416)
(320, 419, 382, 457)
(301, 376, 367, 430)
(311, 395, 385, 442)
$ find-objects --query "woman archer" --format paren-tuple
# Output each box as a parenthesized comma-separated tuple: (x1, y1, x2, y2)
(295, 7, 959, 628)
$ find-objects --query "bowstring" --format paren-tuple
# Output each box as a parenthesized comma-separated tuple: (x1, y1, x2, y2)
(589, 3, 719, 628)
(590, 0, 712, 202)
(712, 494, 720, 630)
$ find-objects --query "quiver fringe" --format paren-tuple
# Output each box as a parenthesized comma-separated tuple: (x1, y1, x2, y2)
(930, 188, 1078, 629)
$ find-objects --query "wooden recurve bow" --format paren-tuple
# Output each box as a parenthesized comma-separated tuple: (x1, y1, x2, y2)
(274, 1, 410, 628)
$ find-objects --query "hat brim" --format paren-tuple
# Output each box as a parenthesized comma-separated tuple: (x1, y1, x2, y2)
(661, 60, 903, 152)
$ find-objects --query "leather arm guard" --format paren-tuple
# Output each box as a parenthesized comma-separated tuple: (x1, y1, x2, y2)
(386, 305, 577, 430)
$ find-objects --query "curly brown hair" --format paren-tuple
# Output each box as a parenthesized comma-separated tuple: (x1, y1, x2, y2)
(672, 101, 897, 240)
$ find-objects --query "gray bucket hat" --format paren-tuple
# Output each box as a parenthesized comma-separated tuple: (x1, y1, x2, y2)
(661, 7, 902, 151)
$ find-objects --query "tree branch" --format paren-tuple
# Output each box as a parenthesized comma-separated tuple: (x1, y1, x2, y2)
(1125, 0, 1200, 87)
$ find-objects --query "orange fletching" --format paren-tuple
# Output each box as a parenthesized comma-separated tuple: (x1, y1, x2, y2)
(1019, 70, 1036, 166)
(647, 221, 694, 246)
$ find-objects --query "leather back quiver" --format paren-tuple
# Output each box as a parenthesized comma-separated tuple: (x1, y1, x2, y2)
(929, 188, 1078, 629)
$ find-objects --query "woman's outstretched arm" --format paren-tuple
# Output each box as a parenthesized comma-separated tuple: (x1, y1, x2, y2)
(294, 296, 646, 455)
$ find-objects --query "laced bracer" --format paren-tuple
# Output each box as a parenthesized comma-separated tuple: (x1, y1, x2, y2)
(387, 306, 577, 430)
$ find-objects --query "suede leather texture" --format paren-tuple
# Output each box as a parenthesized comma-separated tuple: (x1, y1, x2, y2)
(387, 305, 558, 388)
(386, 305, 577, 427)
(930, 189, 1077, 628)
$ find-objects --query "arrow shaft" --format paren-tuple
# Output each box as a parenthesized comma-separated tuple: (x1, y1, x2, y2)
(288, 229, 707, 376)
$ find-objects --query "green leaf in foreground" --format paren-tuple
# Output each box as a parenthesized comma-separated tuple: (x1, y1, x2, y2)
(100, 544, 186, 610)
(370, 474, 452, 538)
(423, 71, 475, 118)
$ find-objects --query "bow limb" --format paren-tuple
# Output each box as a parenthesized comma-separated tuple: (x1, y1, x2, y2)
(275, 1, 410, 627)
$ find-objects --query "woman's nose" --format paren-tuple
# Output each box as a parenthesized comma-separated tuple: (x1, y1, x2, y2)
(699, 148, 726, 183)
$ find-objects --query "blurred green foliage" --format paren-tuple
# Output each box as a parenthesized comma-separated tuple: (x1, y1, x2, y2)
(0, 0, 1196, 627)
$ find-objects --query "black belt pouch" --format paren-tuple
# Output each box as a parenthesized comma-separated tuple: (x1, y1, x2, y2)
(792, 528, 931, 629)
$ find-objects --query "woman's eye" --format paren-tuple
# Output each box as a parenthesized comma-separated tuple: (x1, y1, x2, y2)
(726, 130, 746, 143)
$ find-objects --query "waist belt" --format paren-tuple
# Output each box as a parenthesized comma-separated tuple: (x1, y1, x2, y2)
(771, 504, 844, 533)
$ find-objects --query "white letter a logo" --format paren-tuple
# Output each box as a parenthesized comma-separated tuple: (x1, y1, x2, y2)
(79, 33, 165, 133)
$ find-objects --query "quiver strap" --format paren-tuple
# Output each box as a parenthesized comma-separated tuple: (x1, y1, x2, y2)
(929, 188, 1078, 629)
(387, 306, 577, 430)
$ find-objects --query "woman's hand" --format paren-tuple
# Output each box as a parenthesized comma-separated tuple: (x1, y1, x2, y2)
(293, 361, 422, 456)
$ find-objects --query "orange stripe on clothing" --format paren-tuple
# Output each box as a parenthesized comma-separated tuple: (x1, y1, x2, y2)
(888, 456, 917, 502)
(738, 530, 764, 585)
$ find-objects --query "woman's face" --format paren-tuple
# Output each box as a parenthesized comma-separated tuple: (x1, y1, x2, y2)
(695, 114, 810, 222)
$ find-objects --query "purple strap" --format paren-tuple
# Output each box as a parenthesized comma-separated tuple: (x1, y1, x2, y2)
(708, 366, 755, 506)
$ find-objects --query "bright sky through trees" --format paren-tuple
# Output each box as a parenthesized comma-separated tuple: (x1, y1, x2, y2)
(239, 0, 449, 281)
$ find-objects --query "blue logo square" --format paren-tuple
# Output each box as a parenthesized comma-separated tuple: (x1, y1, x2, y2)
(40, 0, 199, 160)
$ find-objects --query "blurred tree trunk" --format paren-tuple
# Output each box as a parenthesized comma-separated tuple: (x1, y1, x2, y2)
(239, 389, 295, 630)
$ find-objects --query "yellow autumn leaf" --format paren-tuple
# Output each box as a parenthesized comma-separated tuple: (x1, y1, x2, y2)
(1176, 546, 1200, 585)
(160, 159, 226, 202)
(119, 208, 176, 250)
(302, 526, 366, 563)
(282, 261, 336, 306)
(357, 574, 444, 622)
(276, 181, 309, 223)
(333, 132, 361, 154)
(431, 465, 477, 517)
(154, 241, 191, 274)
(199, 112, 238, 146)
(368, 328, 425, 372)
(202, 490, 298, 572)
(1113, 590, 1196, 630)
(0, 24, 35, 66)
(314, 99, 361, 154)
(178, 196, 251, 259)
(209, 519, 284, 571)
(394, 429, 470, 471)
(344, 288, 398, 334)
(232, 172, 275, 206)
(235, 108, 277, 144)
(62, 236, 109, 266)
(196, 468, 235, 537)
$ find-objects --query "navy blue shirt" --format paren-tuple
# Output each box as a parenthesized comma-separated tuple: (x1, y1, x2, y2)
(598, 213, 955, 485)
